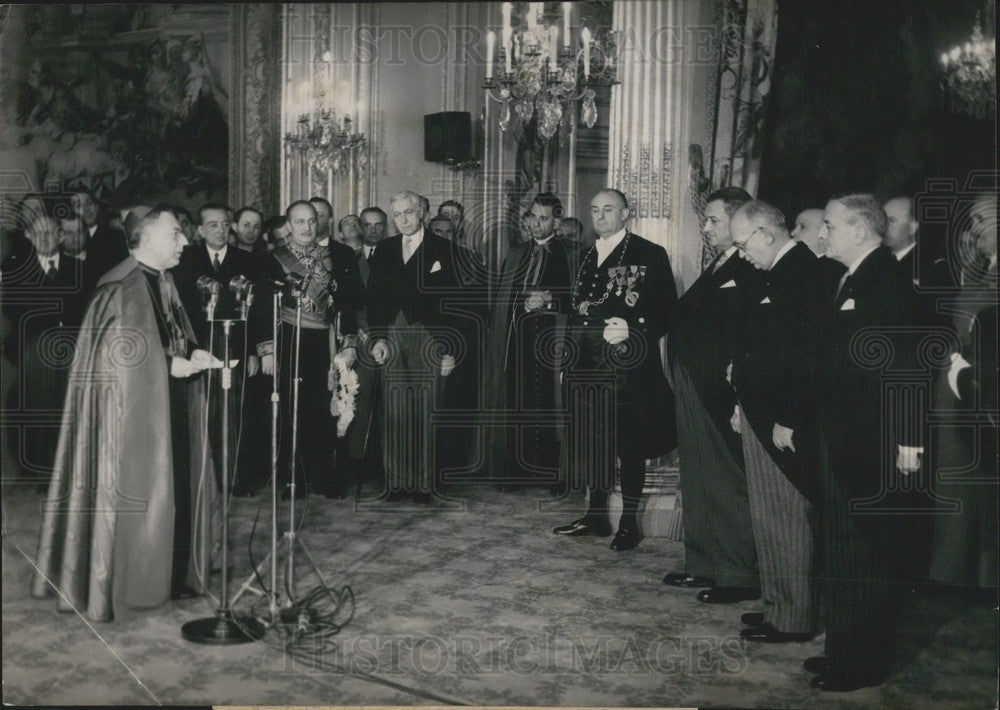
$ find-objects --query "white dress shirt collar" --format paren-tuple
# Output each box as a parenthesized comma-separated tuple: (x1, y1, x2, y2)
(402, 228, 424, 263)
(595, 228, 627, 266)
(207, 244, 228, 263)
(847, 243, 882, 276)
(894, 242, 916, 261)
(769, 239, 797, 269)
(37, 252, 60, 273)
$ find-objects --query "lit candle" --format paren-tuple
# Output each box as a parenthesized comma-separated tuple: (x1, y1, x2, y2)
(298, 79, 310, 117)
(527, 3, 537, 33)
(563, 2, 571, 46)
(549, 25, 559, 66)
(486, 30, 496, 79)
(581, 27, 591, 79)
(502, 2, 512, 73)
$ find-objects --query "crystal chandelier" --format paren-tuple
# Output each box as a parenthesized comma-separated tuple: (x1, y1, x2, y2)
(483, 2, 618, 141)
(284, 52, 368, 176)
(939, 11, 996, 121)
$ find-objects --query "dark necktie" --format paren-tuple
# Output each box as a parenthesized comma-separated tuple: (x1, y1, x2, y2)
(213, 252, 222, 274)
(711, 252, 726, 273)
(45, 258, 58, 282)
(834, 272, 853, 303)
(367, 246, 375, 261)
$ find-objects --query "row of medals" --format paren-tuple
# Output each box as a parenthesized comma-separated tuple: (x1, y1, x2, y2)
(578, 266, 643, 315)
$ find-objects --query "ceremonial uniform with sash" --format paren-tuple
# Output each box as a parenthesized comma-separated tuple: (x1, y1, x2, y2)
(257, 239, 361, 497)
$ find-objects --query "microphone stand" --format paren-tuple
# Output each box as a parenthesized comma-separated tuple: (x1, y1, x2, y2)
(282, 286, 329, 611)
(183, 299, 264, 645)
(230, 289, 281, 623)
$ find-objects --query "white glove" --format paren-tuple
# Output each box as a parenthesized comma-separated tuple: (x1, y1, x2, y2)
(947, 352, 972, 400)
(730, 405, 742, 434)
(170, 356, 206, 378)
(261, 354, 274, 375)
(335, 346, 357, 370)
(896, 446, 923, 474)
(602, 317, 629, 345)
(441, 354, 456, 377)
(772, 423, 795, 452)
(372, 339, 389, 365)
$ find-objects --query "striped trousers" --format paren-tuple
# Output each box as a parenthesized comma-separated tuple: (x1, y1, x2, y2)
(742, 419, 816, 633)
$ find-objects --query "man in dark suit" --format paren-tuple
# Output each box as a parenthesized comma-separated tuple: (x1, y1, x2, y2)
(663, 187, 762, 603)
(807, 193, 922, 692)
(2, 214, 84, 490)
(791, 206, 845, 294)
(485, 193, 578, 491)
(71, 188, 128, 294)
(366, 190, 463, 501)
(172, 203, 263, 495)
(929, 192, 998, 591)
(553, 189, 677, 551)
(729, 200, 822, 644)
(346, 206, 388, 492)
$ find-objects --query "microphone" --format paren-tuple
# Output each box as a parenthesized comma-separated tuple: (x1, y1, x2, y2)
(230, 275, 254, 316)
(229, 275, 253, 300)
(197, 275, 222, 297)
(268, 273, 306, 291)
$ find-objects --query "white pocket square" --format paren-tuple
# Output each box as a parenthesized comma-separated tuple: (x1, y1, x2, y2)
(430, 261, 442, 273)
(759, 296, 772, 304)
(720, 280, 737, 289)
(840, 298, 855, 311)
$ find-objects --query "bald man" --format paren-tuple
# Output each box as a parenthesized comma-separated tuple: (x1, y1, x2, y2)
(729, 200, 822, 644)
(793, 207, 845, 295)
(554, 188, 677, 551)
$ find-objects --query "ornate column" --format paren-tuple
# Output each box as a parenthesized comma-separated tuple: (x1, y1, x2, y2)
(607, 0, 777, 292)
(229, 4, 282, 217)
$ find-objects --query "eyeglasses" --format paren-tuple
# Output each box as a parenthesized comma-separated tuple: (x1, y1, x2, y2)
(733, 226, 767, 251)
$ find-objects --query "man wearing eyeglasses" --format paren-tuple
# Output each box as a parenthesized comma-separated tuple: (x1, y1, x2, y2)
(663, 187, 762, 605)
(728, 200, 822, 646)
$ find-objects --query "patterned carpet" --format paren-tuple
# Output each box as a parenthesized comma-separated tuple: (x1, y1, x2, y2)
(2, 480, 996, 708)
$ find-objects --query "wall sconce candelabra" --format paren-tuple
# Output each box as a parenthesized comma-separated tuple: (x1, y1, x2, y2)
(939, 10, 996, 121)
(284, 51, 368, 186)
(285, 110, 368, 176)
(483, 2, 618, 141)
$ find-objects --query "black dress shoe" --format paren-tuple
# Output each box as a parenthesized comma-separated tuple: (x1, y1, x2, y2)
(231, 487, 258, 498)
(811, 673, 881, 692)
(382, 489, 406, 502)
(413, 491, 433, 504)
(324, 488, 348, 499)
(553, 517, 613, 537)
(696, 586, 761, 604)
(609, 527, 642, 551)
(740, 623, 814, 643)
(171, 585, 201, 600)
(741, 612, 764, 626)
(663, 572, 716, 588)
(803, 656, 830, 674)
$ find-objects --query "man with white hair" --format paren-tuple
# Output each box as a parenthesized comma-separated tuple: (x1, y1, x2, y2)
(366, 190, 463, 501)
(32, 205, 220, 621)
(728, 200, 822, 644)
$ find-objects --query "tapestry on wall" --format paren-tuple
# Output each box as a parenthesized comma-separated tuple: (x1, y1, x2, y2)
(3, 5, 230, 208)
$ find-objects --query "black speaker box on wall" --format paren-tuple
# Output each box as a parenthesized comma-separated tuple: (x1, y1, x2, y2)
(424, 111, 472, 164)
